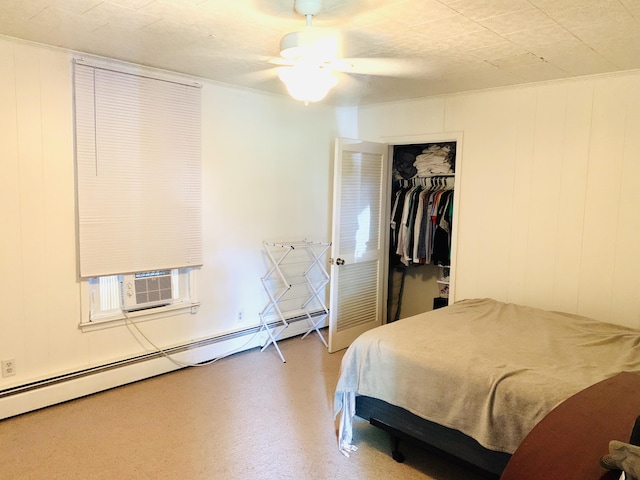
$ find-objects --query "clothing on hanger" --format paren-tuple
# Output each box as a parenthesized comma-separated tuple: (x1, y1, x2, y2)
(390, 177, 453, 267)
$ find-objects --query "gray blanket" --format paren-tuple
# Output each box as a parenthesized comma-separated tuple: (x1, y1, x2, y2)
(334, 298, 640, 455)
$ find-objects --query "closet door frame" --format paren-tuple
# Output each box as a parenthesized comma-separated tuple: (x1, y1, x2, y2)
(384, 131, 463, 307)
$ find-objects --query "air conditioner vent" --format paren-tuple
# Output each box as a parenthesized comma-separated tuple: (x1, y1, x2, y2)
(121, 270, 174, 312)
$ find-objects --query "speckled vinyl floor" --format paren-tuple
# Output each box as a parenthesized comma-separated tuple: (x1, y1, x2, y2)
(0, 334, 488, 480)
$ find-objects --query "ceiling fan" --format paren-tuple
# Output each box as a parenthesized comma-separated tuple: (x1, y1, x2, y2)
(273, 0, 416, 104)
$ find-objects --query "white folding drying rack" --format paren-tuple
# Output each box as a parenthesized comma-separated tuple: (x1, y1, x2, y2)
(259, 240, 331, 362)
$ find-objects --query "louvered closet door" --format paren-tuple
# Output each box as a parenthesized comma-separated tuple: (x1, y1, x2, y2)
(328, 138, 389, 353)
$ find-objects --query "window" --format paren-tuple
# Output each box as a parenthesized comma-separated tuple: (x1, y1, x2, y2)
(73, 59, 203, 328)
(81, 268, 199, 328)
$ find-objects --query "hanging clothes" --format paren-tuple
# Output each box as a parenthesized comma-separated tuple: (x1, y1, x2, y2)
(431, 190, 454, 265)
(390, 178, 454, 267)
(395, 185, 422, 266)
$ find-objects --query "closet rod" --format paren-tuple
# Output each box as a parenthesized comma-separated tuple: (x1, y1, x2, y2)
(399, 176, 455, 189)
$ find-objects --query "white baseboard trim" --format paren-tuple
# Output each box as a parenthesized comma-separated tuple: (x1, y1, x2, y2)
(0, 318, 327, 420)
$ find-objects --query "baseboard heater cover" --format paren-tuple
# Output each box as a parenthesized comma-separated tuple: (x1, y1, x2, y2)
(0, 311, 326, 402)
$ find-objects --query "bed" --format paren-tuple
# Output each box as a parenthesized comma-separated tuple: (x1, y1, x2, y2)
(333, 298, 640, 477)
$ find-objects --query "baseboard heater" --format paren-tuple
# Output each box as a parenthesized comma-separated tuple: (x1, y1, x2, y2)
(0, 311, 327, 400)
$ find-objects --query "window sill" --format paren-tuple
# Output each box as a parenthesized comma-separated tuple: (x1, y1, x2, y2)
(79, 302, 200, 332)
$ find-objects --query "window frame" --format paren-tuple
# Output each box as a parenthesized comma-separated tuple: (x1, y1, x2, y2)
(79, 267, 200, 331)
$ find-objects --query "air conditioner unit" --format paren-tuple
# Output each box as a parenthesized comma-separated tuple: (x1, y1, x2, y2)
(121, 270, 174, 312)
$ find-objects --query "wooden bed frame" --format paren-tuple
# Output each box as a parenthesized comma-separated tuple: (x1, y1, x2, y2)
(355, 395, 511, 479)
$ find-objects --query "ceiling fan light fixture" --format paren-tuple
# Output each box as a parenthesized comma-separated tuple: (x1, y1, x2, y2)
(278, 64, 338, 104)
(280, 27, 341, 62)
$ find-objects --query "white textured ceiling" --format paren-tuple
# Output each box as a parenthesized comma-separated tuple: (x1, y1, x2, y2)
(1, 0, 639, 106)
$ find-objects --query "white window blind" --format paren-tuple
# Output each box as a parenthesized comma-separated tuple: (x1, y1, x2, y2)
(73, 61, 202, 277)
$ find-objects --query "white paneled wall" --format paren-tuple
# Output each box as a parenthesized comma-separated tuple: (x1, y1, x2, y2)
(356, 70, 640, 328)
(0, 40, 82, 379)
(0, 36, 336, 403)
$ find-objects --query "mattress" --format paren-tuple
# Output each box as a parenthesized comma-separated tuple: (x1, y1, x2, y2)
(334, 298, 640, 456)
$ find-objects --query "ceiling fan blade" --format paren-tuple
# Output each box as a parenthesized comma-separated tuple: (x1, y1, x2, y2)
(338, 57, 432, 77)
(232, 66, 280, 85)
(267, 57, 295, 67)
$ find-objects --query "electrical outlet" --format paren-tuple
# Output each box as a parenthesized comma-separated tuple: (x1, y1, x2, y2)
(2, 358, 16, 378)
(237, 311, 244, 322)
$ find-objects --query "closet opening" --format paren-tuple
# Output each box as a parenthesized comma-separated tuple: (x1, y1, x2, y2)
(387, 141, 457, 323)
